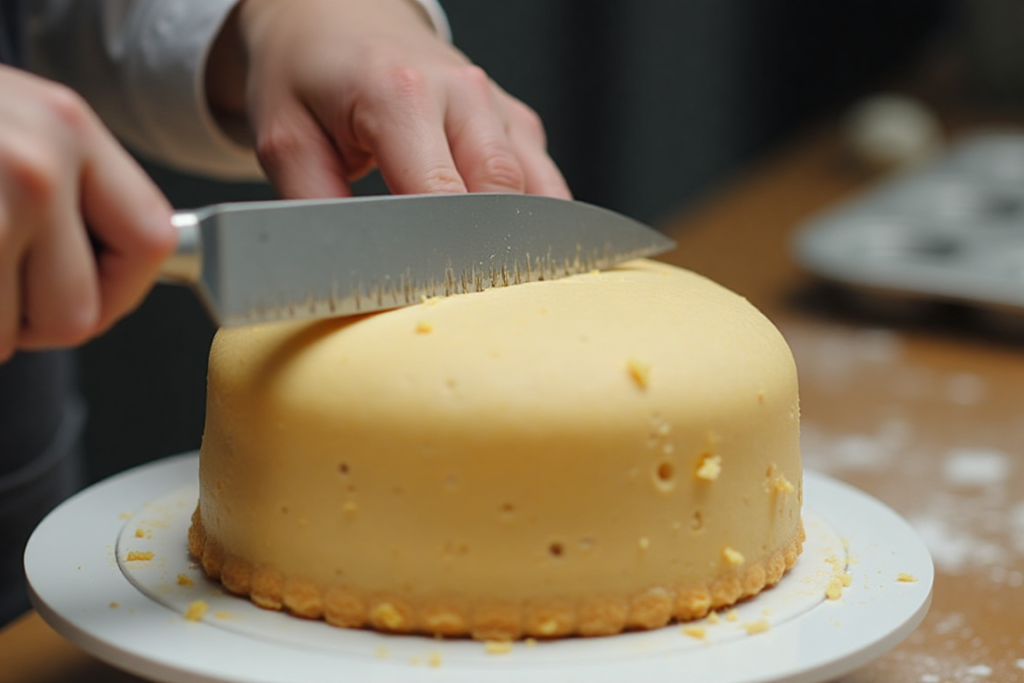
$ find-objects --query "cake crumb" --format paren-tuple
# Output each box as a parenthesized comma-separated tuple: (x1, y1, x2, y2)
(176, 573, 194, 587)
(538, 619, 559, 635)
(840, 572, 853, 587)
(109, 602, 119, 609)
(695, 454, 722, 481)
(134, 528, 145, 538)
(725, 609, 739, 622)
(213, 611, 233, 620)
(428, 651, 443, 668)
(772, 474, 795, 494)
(375, 646, 390, 659)
(682, 625, 706, 639)
(372, 602, 405, 629)
(524, 638, 537, 648)
(707, 611, 720, 624)
(626, 358, 651, 389)
(415, 321, 434, 335)
(184, 600, 208, 621)
(826, 577, 844, 600)
(126, 551, 154, 562)
(723, 546, 745, 565)
(485, 641, 513, 655)
(897, 572, 917, 583)
(744, 619, 769, 635)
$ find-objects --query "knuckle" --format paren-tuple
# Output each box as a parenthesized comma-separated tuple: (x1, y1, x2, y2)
(454, 64, 491, 91)
(3, 145, 61, 203)
(40, 82, 93, 134)
(476, 150, 525, 191)
(255, 122, 303, 173)
(422, 166, 467, 194)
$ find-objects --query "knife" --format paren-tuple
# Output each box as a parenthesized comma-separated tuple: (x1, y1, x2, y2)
(160, 193, 675, 326)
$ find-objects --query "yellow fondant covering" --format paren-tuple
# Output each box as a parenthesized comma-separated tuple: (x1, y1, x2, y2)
(189, 259, 803, 639)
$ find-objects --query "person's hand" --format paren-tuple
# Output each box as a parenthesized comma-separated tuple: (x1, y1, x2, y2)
(0, 65, 176, 361)
(206, 0, 571, 200)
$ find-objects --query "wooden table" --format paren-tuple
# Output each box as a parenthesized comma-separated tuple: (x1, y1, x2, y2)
(4, 121, 1024, 682)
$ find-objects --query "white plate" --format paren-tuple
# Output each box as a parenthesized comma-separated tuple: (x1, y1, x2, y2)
(26, 453, 933, 683)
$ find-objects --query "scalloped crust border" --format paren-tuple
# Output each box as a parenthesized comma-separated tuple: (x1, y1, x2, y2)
(188, 506, 804, 641)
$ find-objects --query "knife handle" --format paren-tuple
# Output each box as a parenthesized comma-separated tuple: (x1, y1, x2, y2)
(160, 211, 201, 284)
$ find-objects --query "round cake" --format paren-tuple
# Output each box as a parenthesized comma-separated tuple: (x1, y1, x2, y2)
(188, 259, 803, 640)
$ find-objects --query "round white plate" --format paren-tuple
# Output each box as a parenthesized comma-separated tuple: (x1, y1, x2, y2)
(26, 453, 932, 683)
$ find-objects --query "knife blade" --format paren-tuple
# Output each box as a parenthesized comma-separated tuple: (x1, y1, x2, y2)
(160, 193, 675, 326)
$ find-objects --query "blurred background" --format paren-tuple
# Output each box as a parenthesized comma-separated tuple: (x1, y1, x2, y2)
(80, 0, 1017, 483)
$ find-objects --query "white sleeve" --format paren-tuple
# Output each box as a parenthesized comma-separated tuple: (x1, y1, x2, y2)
(25, 0, 451, 181)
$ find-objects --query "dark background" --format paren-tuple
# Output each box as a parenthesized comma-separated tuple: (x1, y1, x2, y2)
(77, 0, 954, 483)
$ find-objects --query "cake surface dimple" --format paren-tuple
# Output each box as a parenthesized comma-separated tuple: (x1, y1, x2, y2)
(190, 258, 803, 640)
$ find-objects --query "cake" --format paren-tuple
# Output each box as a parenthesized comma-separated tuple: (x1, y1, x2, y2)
(188, 259, 803, 640)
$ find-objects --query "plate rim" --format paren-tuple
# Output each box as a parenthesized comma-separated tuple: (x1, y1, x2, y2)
(25, 452, 934, 683)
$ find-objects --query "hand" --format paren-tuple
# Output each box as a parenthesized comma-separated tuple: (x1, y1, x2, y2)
(0, 65, 176, 361)
(206, 0, 571, 199)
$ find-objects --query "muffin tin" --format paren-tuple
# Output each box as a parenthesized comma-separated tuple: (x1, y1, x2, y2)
(793, 132, 1024, 317)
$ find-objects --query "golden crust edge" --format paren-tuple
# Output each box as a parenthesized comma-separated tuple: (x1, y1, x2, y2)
(188, 506, 804, 640)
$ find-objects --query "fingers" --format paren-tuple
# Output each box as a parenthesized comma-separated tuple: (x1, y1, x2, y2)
(0, 69, 175, 356)
(348, 65, 468, 196)
(500, 94, 573, 200)
(346, 63, 569, 199)
(442, 66, 525, 194)
(255, 99, 358, 199)
(80, 122, 177, 333)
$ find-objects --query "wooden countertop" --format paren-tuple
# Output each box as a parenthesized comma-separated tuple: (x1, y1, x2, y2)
(4, 120, 1024, 683)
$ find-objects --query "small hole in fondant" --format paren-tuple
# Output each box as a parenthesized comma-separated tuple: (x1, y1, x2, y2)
(691, 511, 703, 531)
(656, 461, 675, 482)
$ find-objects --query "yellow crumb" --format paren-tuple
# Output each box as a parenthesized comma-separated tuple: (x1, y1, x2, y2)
(118, 512, 132, 520)
(897, 573, 917, 583)
(695, 454, 722, 481)
(213, 611, 234, 620)
(428, 651, 443, 668)
(744, 619, 770, 635)
(134, 528, 145, 538)
(524, 638, 537, 648)
(826, 577, 844, 600)
(415, 320, 434, 334)
(375, 646, 390, 659)
(725, 609, 739, 622)
(109, 602, 119, 609)
(723, 547, 745, 566)
(682, 625, 706, 639)
(176, 573, 194, 587)
(706, 611, 720, 624)
(484, 641, 513, 655)
(372, 602, 404, 629)
(537, 619, 561, 635)
(184, 600, 208, 621)
(772, 475, 795, 494)
(840, 572, 853, 587)
(125, 551, 154, 562)
(626, 358, 651, 389)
